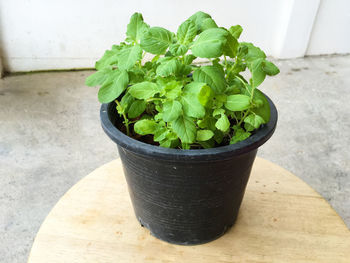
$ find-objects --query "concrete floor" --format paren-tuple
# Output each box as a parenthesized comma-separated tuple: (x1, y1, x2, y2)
(1, 55, 350, 262)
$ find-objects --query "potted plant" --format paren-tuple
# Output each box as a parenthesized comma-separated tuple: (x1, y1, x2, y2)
(86, 11, 279, 245)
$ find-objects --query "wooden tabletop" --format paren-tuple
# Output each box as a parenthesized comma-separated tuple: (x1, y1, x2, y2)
(28, 158, 350, 263)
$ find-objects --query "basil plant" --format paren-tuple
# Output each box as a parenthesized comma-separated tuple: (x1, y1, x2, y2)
(86, 11, 280, 149)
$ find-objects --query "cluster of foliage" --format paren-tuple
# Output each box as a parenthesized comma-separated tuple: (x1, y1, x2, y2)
(86, 11, 279, 149)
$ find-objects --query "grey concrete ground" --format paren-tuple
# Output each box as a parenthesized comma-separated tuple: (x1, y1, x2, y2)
(1, 55, 349, 262)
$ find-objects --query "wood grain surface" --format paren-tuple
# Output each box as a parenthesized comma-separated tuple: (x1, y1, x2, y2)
(28, 158, 350, 263)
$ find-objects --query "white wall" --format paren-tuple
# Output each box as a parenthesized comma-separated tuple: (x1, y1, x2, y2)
(0, 0, 349, 72)
(306, 0, 350, 55)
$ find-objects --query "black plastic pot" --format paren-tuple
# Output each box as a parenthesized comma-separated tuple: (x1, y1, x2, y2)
(100, 95, 277, 245)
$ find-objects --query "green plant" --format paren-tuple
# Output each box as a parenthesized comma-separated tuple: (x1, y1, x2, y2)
(86, 11, 279, 149)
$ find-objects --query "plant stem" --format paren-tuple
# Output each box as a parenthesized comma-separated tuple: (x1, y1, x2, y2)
(237, 110, 250, 127)
(115, 99, 130, 136)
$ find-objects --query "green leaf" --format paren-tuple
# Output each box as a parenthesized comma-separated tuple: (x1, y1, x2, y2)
(229, 25, 243, 39)
(117, 45, 142, 70)
(230, 126, 251, 144)
(197, 84, 214, 107)
(223, 32, 239, 58)
(126, 13, 149, 42)
(225, 94, 251, 111)
(215, 114, 230, 132)
(183, 81, 206, 94)
(177, 19, 197, 45)
(244, 114, 265, 129)
(197, 130, 214, 141)
(128, 100, 146, 118)
(95, 49, 119, 70)
(197, 116, 216, 131)
(134, 119, 158, 135)
(161, 80, 182, 99)
(213, 108, 225, 117)
(169, 43, 188, 56)
(198, 139, 215, 149)
(263, 60, 280, 76)
(180, 92, 205, 118)
(154, 127, 168, 142)
(85, 68, 112, 87)
(177, 64, 192, 76)
(249, 58, 266, 88)
(128, 67, 145, 84)
(183, 54, 196, 65)
(97, 70, 129, 103)
(140, 27, 173, 54)
(193, 65, 226, 93)
(191, 28, 228, 58)
(250, 88, 271, 123)
(156, 58, 181, 77)
(188, 11, 212, 32)
(129, 81, 161, 99)
(162, 100, 182, 122)
(119, 92, 134, 113)
(201, 18, 218, 31)
(172, 115, 196, 143)
(239, 42, 266, 62)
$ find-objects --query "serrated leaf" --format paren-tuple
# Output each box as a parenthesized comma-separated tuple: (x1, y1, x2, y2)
(180, 92, 205, 118)
(169, 43, 188, 56)
(193, 65, 226, 93)
(172, 115, 196, 143)
(97, 70, 129, 103)
(134, 119, 158, 135)
(201, 18, 218, 31)
(263, 60, 280, 76)
(129, 81, 161, 99)
(117, 45, 142, 70)
(177, 19, 197, 45)
(215, 114, 230, 132)
(140, 27, 173, 55)
(85, 68, 112, 87)
(229, 25, 243, 39)
(156, 58, 182, 77)
(162, 100, 182, 122)
(191, 28, 228, 58)
(197, 130, 214, 141)
(128, 100, 146, 118)
(225, 94, 251, 111)
(126, 13, 149, 42)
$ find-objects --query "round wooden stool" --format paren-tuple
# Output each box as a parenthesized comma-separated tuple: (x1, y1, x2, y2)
(28, 158, 350, 262)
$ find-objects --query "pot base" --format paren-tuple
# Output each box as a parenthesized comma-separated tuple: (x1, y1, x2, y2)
(138, 215, 238, 245)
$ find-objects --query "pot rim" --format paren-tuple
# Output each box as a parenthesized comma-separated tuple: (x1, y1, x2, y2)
(100, 93, 277, 161)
